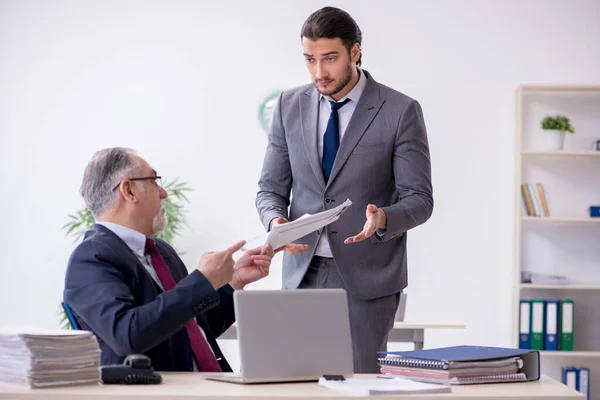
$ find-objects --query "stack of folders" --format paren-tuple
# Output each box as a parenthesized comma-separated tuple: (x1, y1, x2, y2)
(562, 367, 590, 400)
(378, 346, 540, 385)
(519, 299, 574, 351)
(0, 327, 101, 388)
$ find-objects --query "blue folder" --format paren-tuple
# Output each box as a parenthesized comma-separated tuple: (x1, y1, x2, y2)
(378, 345, 540, 381)
(544, 300, 559, 351)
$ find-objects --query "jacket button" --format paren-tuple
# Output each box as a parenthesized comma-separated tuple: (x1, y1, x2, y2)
(325, 198, 331, 204)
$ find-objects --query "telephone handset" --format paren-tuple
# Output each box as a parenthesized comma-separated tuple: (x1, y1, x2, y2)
(100, 354, 162, 384)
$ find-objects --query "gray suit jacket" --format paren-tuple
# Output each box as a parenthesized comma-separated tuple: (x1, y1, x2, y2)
(256, 70, 433, 300)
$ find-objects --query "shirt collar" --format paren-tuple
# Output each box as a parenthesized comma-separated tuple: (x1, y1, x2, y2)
(96, 221, 148, 257)
(320, 68, 367, 104)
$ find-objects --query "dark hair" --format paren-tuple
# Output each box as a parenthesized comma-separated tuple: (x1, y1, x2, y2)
(301, 7, 363, 66)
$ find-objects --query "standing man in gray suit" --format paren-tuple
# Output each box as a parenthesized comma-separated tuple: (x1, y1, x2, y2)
(256, 6, 433, 373)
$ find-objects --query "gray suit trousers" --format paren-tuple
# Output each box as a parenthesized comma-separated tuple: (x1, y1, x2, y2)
(298, 256, 399, 373)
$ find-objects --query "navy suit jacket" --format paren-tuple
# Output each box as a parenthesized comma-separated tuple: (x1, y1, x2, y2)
(63, 224, 234, 372)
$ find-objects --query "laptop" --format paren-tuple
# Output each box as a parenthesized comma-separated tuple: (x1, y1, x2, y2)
(201, 289, 354, 383)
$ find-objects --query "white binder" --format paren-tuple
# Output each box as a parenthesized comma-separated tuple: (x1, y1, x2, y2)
(579, 368, 589, 400)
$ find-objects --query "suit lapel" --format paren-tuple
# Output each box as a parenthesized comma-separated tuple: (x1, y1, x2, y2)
(92, 224, 164, 293)
(300, 87, 326, 190)
(327, 71, 385, 188)
(92, 225, 143, 270)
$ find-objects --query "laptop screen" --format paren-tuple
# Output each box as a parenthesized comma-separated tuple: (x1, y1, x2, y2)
(233, 289, 354, 382)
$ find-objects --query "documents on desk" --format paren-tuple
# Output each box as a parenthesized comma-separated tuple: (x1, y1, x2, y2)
(378, 345, 540, 385)
(0, 327, 101, 388)
(245, 199, 352, 253)
(318, 376, 451, 395)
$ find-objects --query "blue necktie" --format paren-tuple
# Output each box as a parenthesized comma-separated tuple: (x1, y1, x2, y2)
(322, 99, 350, 183)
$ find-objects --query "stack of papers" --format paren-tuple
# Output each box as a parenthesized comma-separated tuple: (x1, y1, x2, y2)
(318, 376, 451, 395)
(521, 271, 569, 284)
(0, 327, 101, 388)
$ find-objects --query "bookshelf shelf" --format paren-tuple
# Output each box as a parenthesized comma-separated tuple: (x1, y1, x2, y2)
(521, 151, 600, 157)
(519, 84, 600, 92)
(520, 217, 600, 223)
(520, 284, 600, 290)
(540, 351, 600, 358)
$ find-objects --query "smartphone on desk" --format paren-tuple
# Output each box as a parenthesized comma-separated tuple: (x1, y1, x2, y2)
(100, 354, 162, 384)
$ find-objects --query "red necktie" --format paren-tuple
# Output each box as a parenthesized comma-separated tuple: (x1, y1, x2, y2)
(145, 238, 222, 372)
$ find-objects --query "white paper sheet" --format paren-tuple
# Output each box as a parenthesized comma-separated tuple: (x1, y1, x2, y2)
(318, 376, 451, 396)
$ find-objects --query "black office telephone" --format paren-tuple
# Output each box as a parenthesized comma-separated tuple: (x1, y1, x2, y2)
(100, 354, 162, 384)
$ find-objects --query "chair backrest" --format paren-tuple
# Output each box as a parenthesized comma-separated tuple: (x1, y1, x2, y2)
(61, 301, 81, 330)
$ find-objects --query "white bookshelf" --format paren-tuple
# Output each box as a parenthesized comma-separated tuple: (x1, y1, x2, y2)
(521, 150, 600, 157)
(513, 85, 600, 398)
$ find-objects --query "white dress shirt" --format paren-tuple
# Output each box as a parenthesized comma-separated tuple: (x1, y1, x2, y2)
(95, 221, 215, 370)
(314, 69, 368, 257)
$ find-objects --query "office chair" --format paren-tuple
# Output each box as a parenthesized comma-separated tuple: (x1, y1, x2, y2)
(61, 301, 80, 330)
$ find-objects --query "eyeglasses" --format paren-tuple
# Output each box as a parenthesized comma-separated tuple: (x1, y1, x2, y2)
(112, 176, 162, 192)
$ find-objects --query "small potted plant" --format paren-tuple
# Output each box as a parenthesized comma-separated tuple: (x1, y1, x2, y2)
(540, 115, 575, 150)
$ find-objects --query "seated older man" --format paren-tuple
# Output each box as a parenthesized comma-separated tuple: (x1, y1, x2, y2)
(64, 147, 274, 372)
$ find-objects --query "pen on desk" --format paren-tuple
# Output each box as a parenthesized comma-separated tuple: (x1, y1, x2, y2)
(376, 375, 393, 379)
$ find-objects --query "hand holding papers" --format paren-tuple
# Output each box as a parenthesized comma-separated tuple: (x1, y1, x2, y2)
(265, 199, 352, 253)
(245, 199, 353, 254)
(269, 217, 310, 255)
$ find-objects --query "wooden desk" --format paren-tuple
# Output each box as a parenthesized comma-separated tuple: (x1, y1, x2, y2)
(0, 374, 582, 399)
(220, 321, 465, 350)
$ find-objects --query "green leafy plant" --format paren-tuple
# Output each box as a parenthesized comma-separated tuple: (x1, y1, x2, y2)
(59, 178, 193, 328)
(58, 306, 72, 330)
(541, 115, 575, 133)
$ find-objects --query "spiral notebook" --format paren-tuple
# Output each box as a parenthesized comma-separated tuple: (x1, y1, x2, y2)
(378, 345, 539, 385)
(380, 355, 522, 370)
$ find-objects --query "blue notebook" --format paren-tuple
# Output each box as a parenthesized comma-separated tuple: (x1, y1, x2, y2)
(378, 345, 540, 382)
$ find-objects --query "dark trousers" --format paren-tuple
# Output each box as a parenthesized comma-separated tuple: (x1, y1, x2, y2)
(298, 256, 399, 373)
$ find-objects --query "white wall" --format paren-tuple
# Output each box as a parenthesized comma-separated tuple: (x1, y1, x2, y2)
(1, 0, 599, 366)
